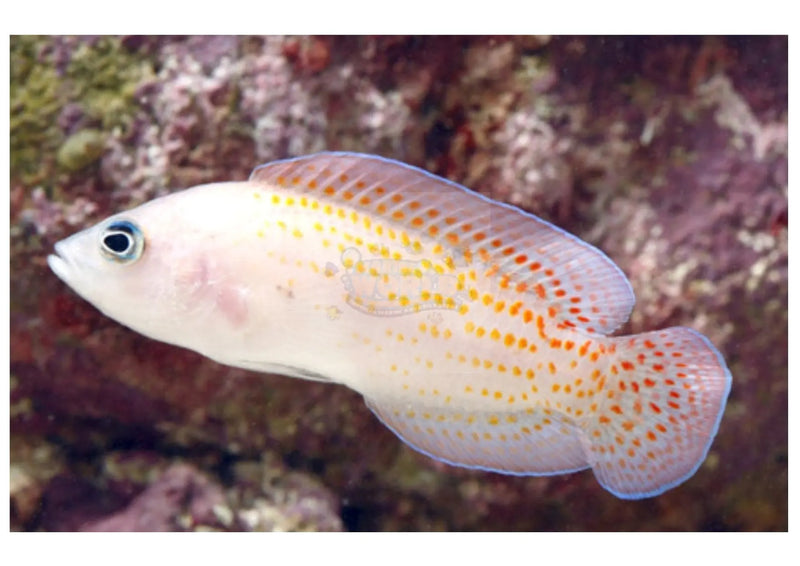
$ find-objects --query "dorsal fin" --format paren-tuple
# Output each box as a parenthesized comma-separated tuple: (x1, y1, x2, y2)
(250, 152, 634, 335)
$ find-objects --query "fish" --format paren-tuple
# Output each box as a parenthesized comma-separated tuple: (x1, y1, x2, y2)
(47, 152, 732, 499)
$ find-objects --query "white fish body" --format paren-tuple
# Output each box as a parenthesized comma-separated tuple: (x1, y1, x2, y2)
(48, 152, 732, 499)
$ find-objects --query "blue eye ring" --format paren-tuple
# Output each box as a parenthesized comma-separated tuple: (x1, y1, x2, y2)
(100, 219, 145, 263)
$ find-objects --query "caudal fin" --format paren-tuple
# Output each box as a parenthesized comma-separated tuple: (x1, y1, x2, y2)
(580, 327, 732, 499)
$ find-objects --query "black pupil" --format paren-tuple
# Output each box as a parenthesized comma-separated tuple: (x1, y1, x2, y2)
(104, 233, 131, 253)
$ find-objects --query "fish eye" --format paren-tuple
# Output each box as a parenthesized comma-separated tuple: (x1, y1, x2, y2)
(100, 220, 144, 263)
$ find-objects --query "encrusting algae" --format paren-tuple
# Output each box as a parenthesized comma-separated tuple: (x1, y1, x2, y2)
(48, 152, 732, 499)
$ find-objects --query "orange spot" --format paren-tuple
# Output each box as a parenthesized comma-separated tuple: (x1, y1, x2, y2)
(622, 421, 634, 432)
(324, 186, 336, 195)
(473, 232, 486, 242)
(564, 340, 575, 350)
(535, 284, 546, 299)
(447, 233, 460, 245)
(644, 340, 656, 348)
(547, 306, 557, 318)
(599, 415, 611, 424)
(647, 431, 657, 442)
(392, 210, 405, 220)
(610, 405, 622, 414)
(550, 338, 562, 349)
(523, 310, 533, 324)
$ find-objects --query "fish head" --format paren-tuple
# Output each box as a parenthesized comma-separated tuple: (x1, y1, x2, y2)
(47, 184, 250, 349)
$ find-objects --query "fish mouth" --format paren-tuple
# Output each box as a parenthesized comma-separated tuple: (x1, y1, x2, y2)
(47, 242, 74, 285)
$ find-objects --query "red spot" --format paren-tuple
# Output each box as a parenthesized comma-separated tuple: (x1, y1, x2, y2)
(529, 262, 541, 271)
(647, 431, 657, 442)
(610, 405, 622, 414)
(644, 340, 656, 349)
(544, 269, 554, 277)
(502, 247, 515, 256)
(516, 282, 528, 293)
(649, 402, 662, 414)
(669, 391, 680, 399)
(535, 284, 546, 298)
(547, 306, 557, 318)
(667, 401, 681, 410)
(491, 238, 503, 248)
(655, 423, 667, 433)
(473, 232, 486, 241)
(643, 378, 656, 387)
(631, 382, 639, 393)
(554, 289, 566, 297)
(620, 361, 635, 371)
(515, 254, 528, 264)
(577, 316, 590, 323)
(652, 364, 665, 372)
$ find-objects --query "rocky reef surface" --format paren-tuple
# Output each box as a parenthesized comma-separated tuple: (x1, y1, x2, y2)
(10, 36, 787, 531)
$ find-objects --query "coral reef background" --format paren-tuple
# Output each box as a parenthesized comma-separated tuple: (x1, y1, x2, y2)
(10, 35, 787, 531)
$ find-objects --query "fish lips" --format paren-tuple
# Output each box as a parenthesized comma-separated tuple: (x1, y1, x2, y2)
(47, 241, 78, 286)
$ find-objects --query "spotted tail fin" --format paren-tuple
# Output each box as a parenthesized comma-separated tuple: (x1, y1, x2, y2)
(580, 327, 732, 499)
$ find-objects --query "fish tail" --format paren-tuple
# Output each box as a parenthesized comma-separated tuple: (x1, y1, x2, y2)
(580, 327, 732, 499)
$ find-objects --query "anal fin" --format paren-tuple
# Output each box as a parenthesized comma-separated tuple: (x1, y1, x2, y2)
(365, 397, 589, 476)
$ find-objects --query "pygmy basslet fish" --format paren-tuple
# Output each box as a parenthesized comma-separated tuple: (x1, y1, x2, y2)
(48, 152, 731, 499)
